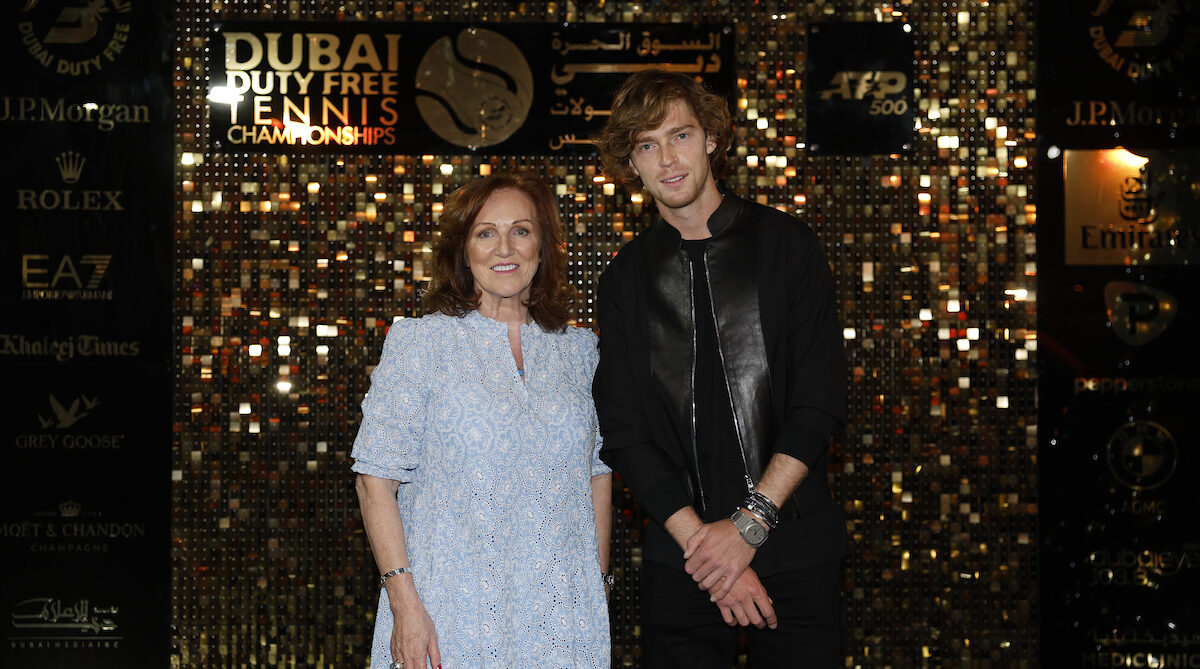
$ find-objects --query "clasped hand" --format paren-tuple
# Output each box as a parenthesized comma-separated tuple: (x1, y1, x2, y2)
(683, 519, 777, 629)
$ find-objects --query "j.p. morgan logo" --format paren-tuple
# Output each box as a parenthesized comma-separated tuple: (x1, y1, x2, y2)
(1084, 0, 1200, 82)
(1104, 280, 1177, 345)
(414, 28, 534, 148)
(16, 151, 126, 212)
(0, 97, 150, 132)
(1106, 420, 1178, 491)
(17, 0, 134, 76)
(21, 253, 114, 301)
(817, 71, 910, 116)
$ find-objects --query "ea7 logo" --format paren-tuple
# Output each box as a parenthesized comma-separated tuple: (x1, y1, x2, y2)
(21, 254, 111, 290)
(818, 71, 907, 100)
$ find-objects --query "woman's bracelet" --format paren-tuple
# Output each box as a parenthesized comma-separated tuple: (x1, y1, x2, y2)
(379, 566, 412, 586)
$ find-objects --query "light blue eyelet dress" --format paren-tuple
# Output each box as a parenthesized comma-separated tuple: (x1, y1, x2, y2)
(351, 310, 611, 669)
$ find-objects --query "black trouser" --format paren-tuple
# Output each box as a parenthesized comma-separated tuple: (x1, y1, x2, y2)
(641, 559, 842, 668)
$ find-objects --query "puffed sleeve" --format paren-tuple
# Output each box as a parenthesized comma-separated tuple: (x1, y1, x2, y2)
(350, 317, 433, 482)
(578, 329, 612, 478)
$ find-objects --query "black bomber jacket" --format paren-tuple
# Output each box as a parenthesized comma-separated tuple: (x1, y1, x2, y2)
(593, 192, 850, 573)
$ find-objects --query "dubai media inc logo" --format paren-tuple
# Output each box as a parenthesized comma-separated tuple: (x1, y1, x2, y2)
(414, 28, 534, 149)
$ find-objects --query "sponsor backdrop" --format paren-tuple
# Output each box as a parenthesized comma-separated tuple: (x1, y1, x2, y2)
(1, 0, 173, 666)
(1039, 1, 1200, 666)
(28, 0, 1197, 667)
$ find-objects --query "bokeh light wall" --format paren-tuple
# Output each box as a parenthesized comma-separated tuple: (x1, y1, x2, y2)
(171, 2, 1038, 667)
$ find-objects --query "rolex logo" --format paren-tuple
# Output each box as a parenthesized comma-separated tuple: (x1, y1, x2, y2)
(59, 500, 82, 518)
(55, 151, 86, 184)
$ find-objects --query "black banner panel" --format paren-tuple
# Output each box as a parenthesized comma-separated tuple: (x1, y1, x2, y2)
(1, 1, 173, 666)
(1039, 1, 1200, 657)
(1040, 0, 1200, 147)
(804, 21, 914, 155)
(208, 22, 734, 155)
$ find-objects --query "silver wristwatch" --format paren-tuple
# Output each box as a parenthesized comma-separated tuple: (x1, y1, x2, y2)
(730, 508, 769, 548)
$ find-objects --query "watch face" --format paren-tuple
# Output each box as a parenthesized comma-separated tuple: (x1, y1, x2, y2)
(745, 523, 766, 543)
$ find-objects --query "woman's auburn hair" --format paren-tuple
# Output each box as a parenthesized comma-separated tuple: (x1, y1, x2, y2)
(421, 171, 576, 331)
(594, 69, 733, 191)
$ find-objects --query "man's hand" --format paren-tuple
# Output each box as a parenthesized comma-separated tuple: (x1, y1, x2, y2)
(683, 518, 756, 601)
(714, 567, 777, 629)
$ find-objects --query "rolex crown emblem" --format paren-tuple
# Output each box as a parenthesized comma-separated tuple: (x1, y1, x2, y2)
(55, 151, 87, 184)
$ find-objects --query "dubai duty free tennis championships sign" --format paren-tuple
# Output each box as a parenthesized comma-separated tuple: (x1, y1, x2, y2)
(208, 22, 734, 155)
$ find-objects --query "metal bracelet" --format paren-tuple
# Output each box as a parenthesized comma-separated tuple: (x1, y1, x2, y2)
(743, 493, 779, 529)
(379, 566, 412, 586)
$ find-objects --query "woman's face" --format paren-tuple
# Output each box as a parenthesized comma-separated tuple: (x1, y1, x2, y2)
(465, 188, 542, 309)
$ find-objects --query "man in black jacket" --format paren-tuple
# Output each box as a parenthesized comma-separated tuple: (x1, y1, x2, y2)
(592, 69, 848, 667)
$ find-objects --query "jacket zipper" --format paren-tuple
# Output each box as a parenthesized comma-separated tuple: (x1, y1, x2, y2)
(702, 249, 756, 493)
(688, 253, 707, 513)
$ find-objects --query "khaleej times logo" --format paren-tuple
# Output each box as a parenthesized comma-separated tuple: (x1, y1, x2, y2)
(414, 28, 534, 148)
(17, 0, 135, 76)
(1106, 420, 1178, 491)
(1104, 280, 1177, 345)
(817, 70, 909, 116)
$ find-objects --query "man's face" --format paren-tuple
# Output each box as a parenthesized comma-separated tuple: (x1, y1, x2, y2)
(627, 99, 717, 212)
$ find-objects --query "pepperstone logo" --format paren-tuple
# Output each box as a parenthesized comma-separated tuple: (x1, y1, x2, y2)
(1105, 420, 1178, 490)
(17, 0, 135, 76)
(1084, 0, 1200, 82)
(1104, 280, 1177, 345)
(414, 28, 534, 148)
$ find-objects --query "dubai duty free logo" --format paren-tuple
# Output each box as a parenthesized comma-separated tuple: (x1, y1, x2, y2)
(17, 0, 136, 77)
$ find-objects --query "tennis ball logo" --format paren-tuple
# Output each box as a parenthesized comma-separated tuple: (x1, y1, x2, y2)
(415, 29, 534, 149)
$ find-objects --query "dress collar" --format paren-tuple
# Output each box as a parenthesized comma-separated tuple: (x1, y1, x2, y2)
(462, 309, 543, 338)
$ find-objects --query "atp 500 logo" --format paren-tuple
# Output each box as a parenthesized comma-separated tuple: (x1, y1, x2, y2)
(818, 70, 909, 116)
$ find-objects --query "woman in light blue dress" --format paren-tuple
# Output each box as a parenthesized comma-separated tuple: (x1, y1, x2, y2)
(352, 172, 612, 669)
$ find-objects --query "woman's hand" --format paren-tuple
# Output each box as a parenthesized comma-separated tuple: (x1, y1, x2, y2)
(389, 589, 441, 669)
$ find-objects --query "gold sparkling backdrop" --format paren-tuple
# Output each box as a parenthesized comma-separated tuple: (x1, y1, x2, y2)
(172, 1, 1037, 667)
